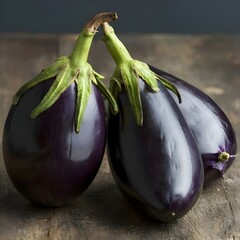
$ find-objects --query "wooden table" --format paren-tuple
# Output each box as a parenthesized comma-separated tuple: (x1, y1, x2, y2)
(0, 33, 240, 240)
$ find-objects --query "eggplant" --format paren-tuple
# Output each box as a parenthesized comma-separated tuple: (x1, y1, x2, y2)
(3, 81, 106, 207)
(107, 80, 204, 222)
(150, 66, 237, 183)
(102, 23, 204, 222)
(2, 13, 118, 207)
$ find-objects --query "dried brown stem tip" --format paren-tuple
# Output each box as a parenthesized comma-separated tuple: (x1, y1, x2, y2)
(84, 12, 118, 33)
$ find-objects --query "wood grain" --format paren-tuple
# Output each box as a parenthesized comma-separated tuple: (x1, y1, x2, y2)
(0, 33, 239, 240)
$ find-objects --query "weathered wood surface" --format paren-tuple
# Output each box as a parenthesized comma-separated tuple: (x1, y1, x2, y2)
(0, 33, 240, 240)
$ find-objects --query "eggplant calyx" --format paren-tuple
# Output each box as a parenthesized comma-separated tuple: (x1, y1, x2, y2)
(12, 12, 118, 133)
(74, 64, 99, 132)
(110, 60, 160, 125)
(102, 22, 181, 126)
(74, 63, 118, 133)
(12, 56, 69, 105)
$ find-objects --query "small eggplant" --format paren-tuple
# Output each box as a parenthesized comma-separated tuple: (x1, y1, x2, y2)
(102, 23, 204, 222)
(150, 66, 237, 183)
(2, 13, 118, 207)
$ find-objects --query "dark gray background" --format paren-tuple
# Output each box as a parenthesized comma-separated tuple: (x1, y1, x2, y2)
(1, 0, 240, 33)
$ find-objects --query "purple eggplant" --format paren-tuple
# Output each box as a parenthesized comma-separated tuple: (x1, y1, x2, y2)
(107, 80, 204, 222)
(103, 23, 204, 222)
(150, 66, 237, 183)
(2, 13, 118, 207)
(3, 81, 106, 207)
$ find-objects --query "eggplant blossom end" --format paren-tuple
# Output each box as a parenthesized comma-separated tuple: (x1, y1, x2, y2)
(218, 151, 237, 162)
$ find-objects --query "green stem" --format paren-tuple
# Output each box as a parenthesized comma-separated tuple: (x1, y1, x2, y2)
(70, 31, 94, 66)
(70, 13, 118, 66)
(102, 22, 132, 65)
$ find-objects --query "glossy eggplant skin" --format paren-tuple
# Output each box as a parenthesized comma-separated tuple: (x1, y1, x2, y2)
(2, 80, 106, 207)
(150, 66, 237, 183)
(107, 79, 204, 222)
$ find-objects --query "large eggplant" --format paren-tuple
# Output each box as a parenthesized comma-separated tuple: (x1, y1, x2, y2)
(2, 13, 118, 207)
(103, 23, 204, 222)
(150, 66, 237, 183)
(107, 79, 204, 222)
(3, 81, 106, 207)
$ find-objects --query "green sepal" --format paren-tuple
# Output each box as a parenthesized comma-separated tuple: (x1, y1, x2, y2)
(73, 64, 119, 133)
(94, 76, 118, 115)
(12, 56, 69, 105)
(156, 74, 182, 104)
(132, 60, 159, 92)
(109, 76, 122, 100)
(118, 64, 143, 125)
(31, 63, 74, 118)
(93, 69, 105, 80)
(74, 64, 93, 133)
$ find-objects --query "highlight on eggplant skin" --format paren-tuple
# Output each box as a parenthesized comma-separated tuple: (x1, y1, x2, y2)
(149, 66, 237, 183)
(107, 79, 204, 222)
(2, 80, 106, 207)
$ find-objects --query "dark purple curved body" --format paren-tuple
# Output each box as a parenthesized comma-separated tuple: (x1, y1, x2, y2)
(150, 66, 237, 183)
(107, 79, 204, 222)
(2, 80, 106, 207)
